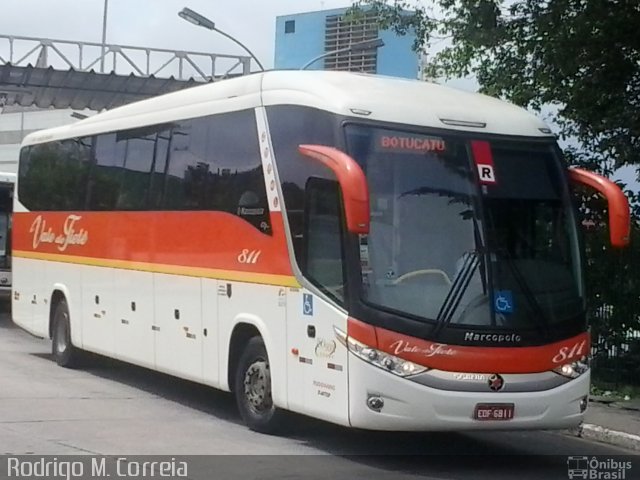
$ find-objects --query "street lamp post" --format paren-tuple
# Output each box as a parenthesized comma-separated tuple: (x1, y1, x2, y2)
(100, 0, 108, 73)
(300, 38, 385, 70)
(178, 7, 264, 72)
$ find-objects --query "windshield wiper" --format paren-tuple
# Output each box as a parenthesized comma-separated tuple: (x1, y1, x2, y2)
(431, 201, 490, 336)
(432, 251, 480, 336)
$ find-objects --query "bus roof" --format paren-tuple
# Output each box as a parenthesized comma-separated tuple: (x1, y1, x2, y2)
(21, 70, 553, 147)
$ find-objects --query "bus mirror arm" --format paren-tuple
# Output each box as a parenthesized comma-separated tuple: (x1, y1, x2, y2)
(298, 145, 370, 234)
(568, 167, 631, 248)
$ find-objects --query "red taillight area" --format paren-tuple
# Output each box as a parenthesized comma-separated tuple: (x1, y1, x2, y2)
(347, 316, 378, 348)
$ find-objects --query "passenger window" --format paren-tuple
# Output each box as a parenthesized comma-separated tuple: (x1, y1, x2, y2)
(148, 132, 171, 210)
(89, 134, 124, 211)
(19, 111, 270, 230)
(116, 129, 158, 210)
(18, 139, 91, 211)
(163, 110, 271, 233)
(266, 105, 338, 261)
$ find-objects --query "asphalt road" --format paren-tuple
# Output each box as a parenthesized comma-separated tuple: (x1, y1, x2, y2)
(0, 312, 637, 480)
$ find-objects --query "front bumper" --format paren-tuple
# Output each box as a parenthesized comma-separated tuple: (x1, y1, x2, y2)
(348, 354, 589, 431)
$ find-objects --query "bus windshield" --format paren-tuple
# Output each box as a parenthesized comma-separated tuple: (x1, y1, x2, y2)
(345, 124, 584, 331)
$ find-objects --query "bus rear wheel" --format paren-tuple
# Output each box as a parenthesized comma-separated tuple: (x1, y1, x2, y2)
(52, 299, 81, 368)
(234, 336, 285, 434)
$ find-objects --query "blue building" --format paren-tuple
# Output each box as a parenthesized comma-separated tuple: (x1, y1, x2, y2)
(274, 7, 419, 79)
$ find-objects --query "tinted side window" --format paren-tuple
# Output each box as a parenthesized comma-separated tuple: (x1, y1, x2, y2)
(149, 131, 171, 210)
(18, 111, 268, 228)
(89, 133, 124, 211)
(304, 178, 346, 304)
(116, 129, 162, 210)
(266, 105, 339, 264)
(19, 138, 91, 211)
(164, 110, 270, 233)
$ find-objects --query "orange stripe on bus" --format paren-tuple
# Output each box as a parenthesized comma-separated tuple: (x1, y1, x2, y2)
(348, 317, 378, 347)
(13, 210, 294, 278)
(348, 319, 590, 374)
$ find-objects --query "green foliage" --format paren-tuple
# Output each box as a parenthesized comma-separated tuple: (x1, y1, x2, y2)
(350, 0, 640, 341)
(351, 0, 640, 172)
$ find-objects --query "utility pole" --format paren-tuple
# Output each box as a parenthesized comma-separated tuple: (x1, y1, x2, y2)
(100, 0, 109, 73)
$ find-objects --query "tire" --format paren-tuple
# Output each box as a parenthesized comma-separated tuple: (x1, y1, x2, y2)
(234, 336, 285, 433)
(51, 299, 81, 368)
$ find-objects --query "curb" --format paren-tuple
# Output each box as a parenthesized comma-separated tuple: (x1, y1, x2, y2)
(571, 423, 640, 451)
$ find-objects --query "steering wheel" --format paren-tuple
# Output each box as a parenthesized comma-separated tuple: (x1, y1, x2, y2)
(392, 269, 452, 286)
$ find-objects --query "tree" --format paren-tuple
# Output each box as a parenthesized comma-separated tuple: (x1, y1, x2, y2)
(350, 0, 640, 346)
(351, 0, 640, 173)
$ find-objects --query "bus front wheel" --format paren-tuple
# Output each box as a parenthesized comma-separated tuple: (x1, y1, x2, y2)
(234, 336, 285, 434)
(52, 299, 81, 368)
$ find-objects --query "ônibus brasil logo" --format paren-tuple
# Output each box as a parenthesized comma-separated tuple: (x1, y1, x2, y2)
(567, 456, 632, 479)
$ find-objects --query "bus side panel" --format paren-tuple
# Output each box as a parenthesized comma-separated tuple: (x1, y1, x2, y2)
(201, 278, 220, 387)
(285, 289, 350, 426)
(114, 269, 155, 369)
(80, 266, 115, 356)
(12, 256, 36, 335)
(218, 282, 287, 405)
(154, 273, 203, 382)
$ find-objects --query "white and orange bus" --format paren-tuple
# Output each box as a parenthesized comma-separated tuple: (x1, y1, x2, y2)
(0, 171, 15, 307)
(12, 71, 630, 433)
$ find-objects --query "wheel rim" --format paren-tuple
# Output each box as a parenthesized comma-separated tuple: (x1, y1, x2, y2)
(243, 359, 273, 415)
(55, 315, 68, 354)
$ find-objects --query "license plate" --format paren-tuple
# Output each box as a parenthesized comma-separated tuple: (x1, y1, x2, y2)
(473, 403, 515, 421)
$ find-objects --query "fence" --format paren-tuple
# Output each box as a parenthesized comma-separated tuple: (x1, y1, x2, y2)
(591, 329, 640, 387)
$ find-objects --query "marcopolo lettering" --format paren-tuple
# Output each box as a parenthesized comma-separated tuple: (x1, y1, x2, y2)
(464, 332, 522, 343)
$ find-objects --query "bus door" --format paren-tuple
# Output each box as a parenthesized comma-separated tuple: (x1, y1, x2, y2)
(285, 176, 349, 424)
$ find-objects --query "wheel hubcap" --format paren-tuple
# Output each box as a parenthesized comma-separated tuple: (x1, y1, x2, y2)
(243, 360, 272, 414)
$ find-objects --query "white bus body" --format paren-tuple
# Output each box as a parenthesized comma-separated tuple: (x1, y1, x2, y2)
(12, 71, 629, 432)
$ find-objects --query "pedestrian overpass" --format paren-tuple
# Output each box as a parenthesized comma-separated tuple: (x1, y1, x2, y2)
(0, 34, 253, 111)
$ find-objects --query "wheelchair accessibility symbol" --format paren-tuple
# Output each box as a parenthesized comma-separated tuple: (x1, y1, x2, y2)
(303, 293, 314, 316)
(494, 290, 514, 314)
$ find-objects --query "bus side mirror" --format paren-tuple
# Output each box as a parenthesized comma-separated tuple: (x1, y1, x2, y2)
(298, 145, 370, 234)
(568, 168, 631, 248)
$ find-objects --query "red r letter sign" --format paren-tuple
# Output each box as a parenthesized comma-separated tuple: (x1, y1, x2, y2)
(471, 140, 497, 185)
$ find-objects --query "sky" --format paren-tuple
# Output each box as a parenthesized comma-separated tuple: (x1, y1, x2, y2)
(1, 0, 352, 70)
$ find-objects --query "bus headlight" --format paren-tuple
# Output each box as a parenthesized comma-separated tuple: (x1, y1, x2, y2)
(553, 356, 589, 379)
(334, 326, 428, 377)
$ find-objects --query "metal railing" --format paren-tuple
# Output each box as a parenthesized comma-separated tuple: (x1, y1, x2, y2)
(0, 34, 252, 80)
(592, 329, 640, 387)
